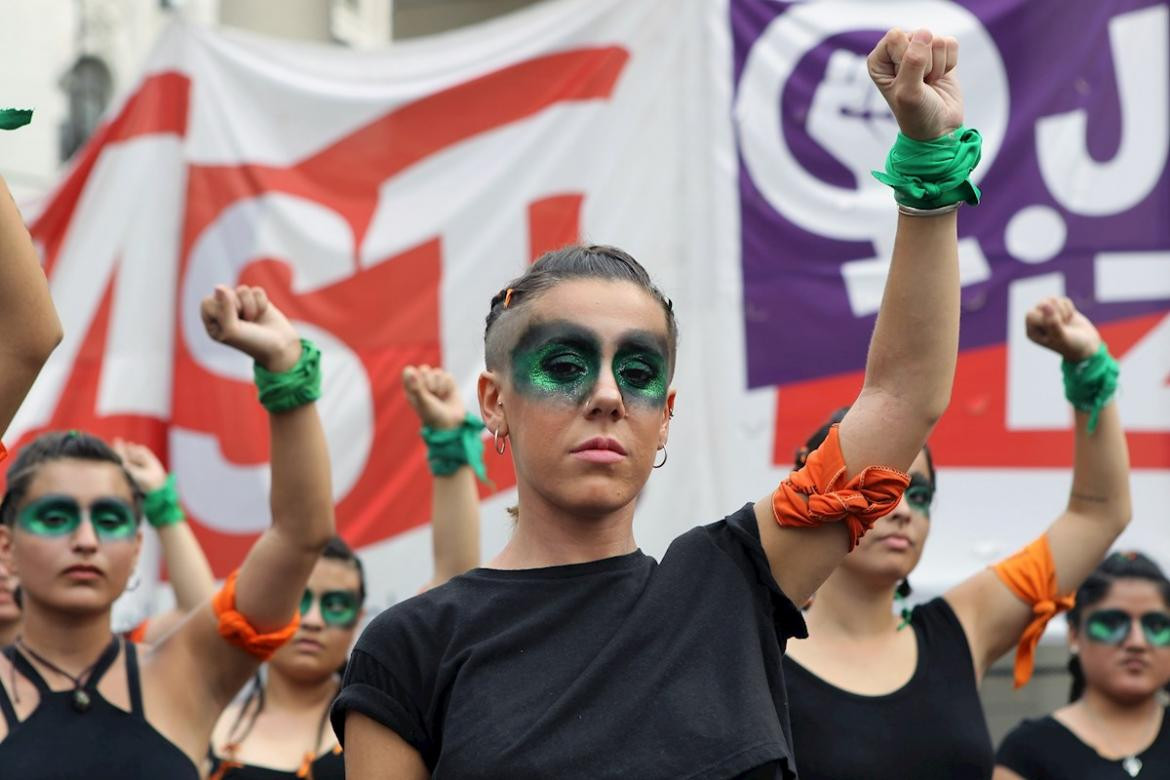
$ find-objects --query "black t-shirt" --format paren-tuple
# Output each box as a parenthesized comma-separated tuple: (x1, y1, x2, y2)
(331, 503, 806, 779)
(783, 598, 994, 780)
(997, 708, 1170, 779)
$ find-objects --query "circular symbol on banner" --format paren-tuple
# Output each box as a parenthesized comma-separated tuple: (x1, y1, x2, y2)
(734, 0, 1009, 244)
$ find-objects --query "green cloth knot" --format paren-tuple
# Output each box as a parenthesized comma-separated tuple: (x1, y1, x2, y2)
(142, 474, 185, 529)
(872, 126, 983, 209)
(253, 339, 322, 413)
(0, 109, 32, 131)
(421, 413, 489, 485)
(1062, 342, 1119, 434)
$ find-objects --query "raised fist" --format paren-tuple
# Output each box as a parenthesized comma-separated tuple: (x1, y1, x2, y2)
(112, 439, 168, 494)
(403, 365, 466, 431)
(1025, 297, 1101, 363)
(200, 285, 301, 372)
(867, 28, 963, 141)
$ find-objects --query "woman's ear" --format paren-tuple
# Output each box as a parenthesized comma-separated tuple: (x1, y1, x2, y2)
(478, 370, 507, 438)
(658, 389, 676, 448)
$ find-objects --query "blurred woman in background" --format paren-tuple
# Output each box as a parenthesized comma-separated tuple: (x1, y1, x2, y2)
(996, 552, 1170, 779)
(209, 365, 482, 779)
(784, 298, 1132, 779)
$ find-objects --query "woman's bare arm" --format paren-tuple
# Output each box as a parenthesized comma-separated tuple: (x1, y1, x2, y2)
(0, 175, 62, 437)
(947, 298, 1131, 677)
(758, 29, 963, 604)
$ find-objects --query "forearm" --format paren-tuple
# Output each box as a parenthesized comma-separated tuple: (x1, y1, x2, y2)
(1047, 401, 1132, 593)
(430, 466, 480, 584)
(235, 401, 335, 629)
(0, 176, 62, 431)
(843, 212, 959, 474)
(156, 520, 217, 611)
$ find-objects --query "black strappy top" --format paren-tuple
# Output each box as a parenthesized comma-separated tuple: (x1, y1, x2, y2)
(0, 639, 200, 779)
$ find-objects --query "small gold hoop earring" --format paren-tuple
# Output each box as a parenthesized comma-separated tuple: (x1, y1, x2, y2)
(494, 427, 507, 455)
(653, 446, 668, 469)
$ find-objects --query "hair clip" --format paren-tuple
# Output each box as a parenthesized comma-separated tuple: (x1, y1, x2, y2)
(503, 288, 514, 308)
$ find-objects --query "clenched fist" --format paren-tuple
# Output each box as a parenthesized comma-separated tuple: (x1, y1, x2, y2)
(200, 285, 301, 372)
(112, 439, 168, 493)
(867, 28, 963, 141)
(1025, 297, 1101, 363)
(403, 365, 466, 431)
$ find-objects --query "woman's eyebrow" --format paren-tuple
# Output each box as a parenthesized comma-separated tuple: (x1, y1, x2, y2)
(616, 329, 669, 356)
(512, 320, 600, 352)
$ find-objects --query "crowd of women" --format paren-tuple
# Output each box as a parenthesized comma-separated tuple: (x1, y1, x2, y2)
(0, 23, 1165, 780)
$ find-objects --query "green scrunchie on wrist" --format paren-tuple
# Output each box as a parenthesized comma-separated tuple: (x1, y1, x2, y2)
(421, 413, 489, 485)
(1062, 342, 1119, 435)
(0, 109, 32, 131)
(872, 126, 983, 210)
(253, 339, 322, 413)
(142, 474, 185, 529)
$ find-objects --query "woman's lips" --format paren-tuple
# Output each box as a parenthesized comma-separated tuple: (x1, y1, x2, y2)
(62, 565, 103, 581)
(571, 437, 628, 463)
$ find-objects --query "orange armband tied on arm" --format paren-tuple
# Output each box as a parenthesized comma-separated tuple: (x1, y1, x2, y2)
(772, 425, 911, 550)
(992, 534, 1074, 689)
(212, 570, 300, 661)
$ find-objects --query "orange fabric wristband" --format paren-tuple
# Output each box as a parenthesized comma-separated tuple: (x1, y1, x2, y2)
(212, 569, 300, 661)
(0, 441, 6, 462)
(772, 425, 910, 550)
(992, 534, 1074, 688)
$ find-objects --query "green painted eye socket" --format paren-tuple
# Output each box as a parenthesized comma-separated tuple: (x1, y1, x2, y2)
(17, 495, 138, 541)
(542, 352, 590, 382)
(300, 588, 360, 628)
(1085, 609, 1170, 647)
(904, 474, 934, 515)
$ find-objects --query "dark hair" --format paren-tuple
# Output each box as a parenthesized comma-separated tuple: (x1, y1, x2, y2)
(483, 244, 678, 374)
(321, 535, 366, 606)
(220, 538, 365, 762)
(0, 431, 145, 526)
(1066, 551, 1170, 702)
(794, 406, 937, 489)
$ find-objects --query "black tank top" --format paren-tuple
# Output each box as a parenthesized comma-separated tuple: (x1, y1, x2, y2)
(0, 639, 200, 779)
(783, 597, 994, 779)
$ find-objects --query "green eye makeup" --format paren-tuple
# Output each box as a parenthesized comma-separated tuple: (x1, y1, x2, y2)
(905, 474, 934, 516)
(510, 322, 669, 408)
(1085, 609, 1170, 647)
(300, 588, 360, 628)
(17, 495, 138, 541)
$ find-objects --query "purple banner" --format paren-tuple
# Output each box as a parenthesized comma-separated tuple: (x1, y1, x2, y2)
(731, 0, 1170, 388)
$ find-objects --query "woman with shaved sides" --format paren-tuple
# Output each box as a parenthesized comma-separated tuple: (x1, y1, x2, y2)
(334, 26, 975, 779)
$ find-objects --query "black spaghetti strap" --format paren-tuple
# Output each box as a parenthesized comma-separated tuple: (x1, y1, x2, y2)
(82, 636, 123, 691)
(6, 646, 51, 695)
(122, 640, 143, 715)
(0, 650, 19, 730)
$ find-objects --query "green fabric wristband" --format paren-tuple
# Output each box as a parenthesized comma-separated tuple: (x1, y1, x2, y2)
(142, 474, 185, 529)
(421, 413, 489, 485)
(0, 109, 32, 131)
(253, 339, 322, 413)
(1062, 342, 1119, 435)
(872, 126, 983, 210)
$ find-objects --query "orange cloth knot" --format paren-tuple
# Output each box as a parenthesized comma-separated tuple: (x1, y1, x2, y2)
(992, 534, 1075, 688)
(212, 569, 301, 661)
(772, 425, 910, 550)
(124, 619, 150, 645)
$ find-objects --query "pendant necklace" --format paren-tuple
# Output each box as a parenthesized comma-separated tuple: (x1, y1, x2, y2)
(1082, 700, 1161, 778)
(15, 635, 119, 713)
